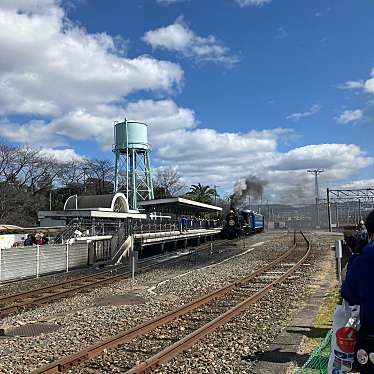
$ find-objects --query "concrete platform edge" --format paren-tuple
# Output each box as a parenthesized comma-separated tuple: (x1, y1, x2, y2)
(254, 250, 337, 374)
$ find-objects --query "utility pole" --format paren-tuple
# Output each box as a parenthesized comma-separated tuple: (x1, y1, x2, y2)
(212, 185, 220, 206)
(83, 167, 89, 193)
(307, 169, 324, 229)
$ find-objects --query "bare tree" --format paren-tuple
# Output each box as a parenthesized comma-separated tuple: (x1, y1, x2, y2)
(153, 166, 185, 198)
(86, 159, 115, 194)
(57, 160, 88, 189)
(0, 141, 118, 225)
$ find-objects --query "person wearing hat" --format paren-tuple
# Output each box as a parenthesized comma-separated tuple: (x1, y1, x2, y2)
(342, 210, 374, 373)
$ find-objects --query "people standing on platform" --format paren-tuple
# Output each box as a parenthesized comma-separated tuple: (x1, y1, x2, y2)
(180, 216, 188, 232)
(74, 229, 83, 238)
(342, 210, 374, 373)
(24, 234, 33, 246)
(37, 233, 46, 245)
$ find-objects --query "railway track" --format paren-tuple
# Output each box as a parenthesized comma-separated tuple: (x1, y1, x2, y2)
(31, 231, 310, 374)
(0, 238, 232, 318)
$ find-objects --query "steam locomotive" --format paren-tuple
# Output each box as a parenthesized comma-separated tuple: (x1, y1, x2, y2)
(221, 209, 264, 239)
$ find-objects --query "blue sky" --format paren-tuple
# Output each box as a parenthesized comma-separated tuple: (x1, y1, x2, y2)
(0, 0, 373, 203)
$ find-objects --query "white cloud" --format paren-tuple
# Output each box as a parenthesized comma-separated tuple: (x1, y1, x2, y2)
(235, 0, 271, 7)
(125, 100, 196, 139)
(286, 104, 320, 121)
(341, 80, 365, 90)
(336, 179, 374, 190)
(275, 26, 288, 39)
(0, 99, 198, 150)
(143, 17, 238, 65)
(0, 1, 183, 117)
(0, 119, 64, 146)
(156, 0, 189, 5)
(272, 144, 372, 176)
(335, 109, 363, 124)
(341, 68, 374, 95)
(0, 0, 57, 14)
(151, 125, 373, 204)
(39, 148, 85, 163)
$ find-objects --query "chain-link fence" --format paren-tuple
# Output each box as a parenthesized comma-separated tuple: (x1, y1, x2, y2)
(294, 330, 332, 374)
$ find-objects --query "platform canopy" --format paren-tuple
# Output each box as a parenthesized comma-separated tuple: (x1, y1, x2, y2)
(64, 193, 129, 213)
(139, 197, 222, 215)
(39, 193, 146, 226)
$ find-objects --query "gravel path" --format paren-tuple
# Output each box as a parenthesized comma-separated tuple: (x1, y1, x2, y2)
(0, 231, 290, 374)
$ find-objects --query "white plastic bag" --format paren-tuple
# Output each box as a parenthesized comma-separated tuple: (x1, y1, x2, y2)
(328, 301, 360, 374)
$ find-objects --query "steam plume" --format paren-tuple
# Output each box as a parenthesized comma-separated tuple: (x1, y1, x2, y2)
(231, 175, 268, 209)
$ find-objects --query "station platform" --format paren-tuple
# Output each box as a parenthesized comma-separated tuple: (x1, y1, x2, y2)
(134, 228, 222, 249)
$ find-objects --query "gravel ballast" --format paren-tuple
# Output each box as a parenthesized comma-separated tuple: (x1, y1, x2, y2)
(0, 232, 326, 374)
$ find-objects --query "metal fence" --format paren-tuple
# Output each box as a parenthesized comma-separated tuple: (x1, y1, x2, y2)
(131, 219, 222, 235)
(0, 243, 88, 283)
(54, 218, 132, 244)
(132, 221, 179, 234)
(88, 239, 112, 264)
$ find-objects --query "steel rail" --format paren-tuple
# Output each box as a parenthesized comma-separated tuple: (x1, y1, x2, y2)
(31, 235, 296, 374)
(0, 239, 225, 318)
(125, 231, 311, 374)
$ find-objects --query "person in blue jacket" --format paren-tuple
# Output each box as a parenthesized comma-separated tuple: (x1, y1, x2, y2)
(342, 210, 374, 373)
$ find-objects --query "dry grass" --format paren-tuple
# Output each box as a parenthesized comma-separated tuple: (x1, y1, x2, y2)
(304, 287, 340, 352)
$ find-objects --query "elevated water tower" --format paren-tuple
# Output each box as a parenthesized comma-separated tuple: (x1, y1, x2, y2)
(113, 119, 154, 210)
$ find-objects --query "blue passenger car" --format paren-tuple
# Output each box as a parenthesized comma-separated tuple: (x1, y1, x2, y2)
(240, 210, 264, 235)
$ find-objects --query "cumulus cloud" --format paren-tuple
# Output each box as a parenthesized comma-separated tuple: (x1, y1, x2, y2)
(335, 109, 363, 124)
(0, 0, 183, 117)
(143, 17, 238, 65)
(286, 104, 320, 121)
(0, 1, 187, 157)
(271, 144, 372, 176)
(341, 68, 374, 95)
(235, 0, 271, 6)
(0, 99, 197, 150)
(0, 119, 64, 147)
(39, 148, 85, 163)
(152, 125, 373, 204)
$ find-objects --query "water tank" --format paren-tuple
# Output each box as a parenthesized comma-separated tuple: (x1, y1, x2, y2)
(114, 120, 149, 151)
